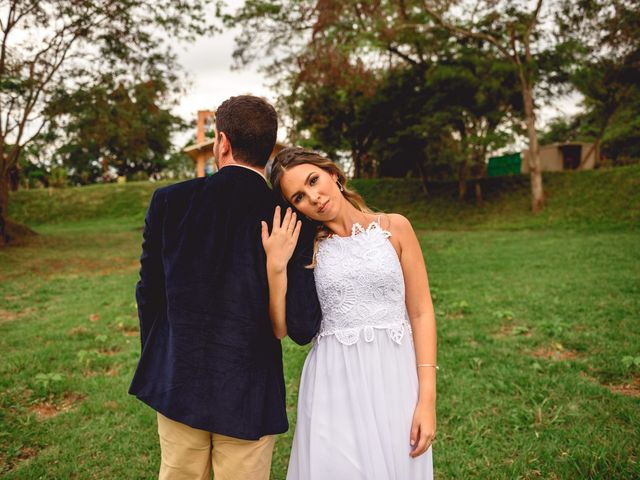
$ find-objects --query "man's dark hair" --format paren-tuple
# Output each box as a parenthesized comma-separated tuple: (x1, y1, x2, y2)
(215, 95, 278, 167)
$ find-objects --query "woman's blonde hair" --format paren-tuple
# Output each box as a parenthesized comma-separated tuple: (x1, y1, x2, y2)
(269, 147, 374, 268)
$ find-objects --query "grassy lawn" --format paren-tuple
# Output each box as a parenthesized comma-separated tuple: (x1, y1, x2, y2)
(1, 167, 639, 478)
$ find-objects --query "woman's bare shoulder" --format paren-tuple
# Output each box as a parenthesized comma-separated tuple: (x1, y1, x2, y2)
(379, 213, 417, 256)
(381, 212, 413, 234)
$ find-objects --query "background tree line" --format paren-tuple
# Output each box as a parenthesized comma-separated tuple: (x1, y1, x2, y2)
(218, 0, 639, 210)
(2, 1, 638, 242)
(0, 0, 209, 242)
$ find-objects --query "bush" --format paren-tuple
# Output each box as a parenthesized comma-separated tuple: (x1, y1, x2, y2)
(49, 167, 68, 188)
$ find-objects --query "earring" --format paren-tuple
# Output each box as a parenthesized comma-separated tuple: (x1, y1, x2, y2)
(337, 181, 344, 192)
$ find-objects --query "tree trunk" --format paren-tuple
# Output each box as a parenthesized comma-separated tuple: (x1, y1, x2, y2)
(416, 160, 429, 195)
(472, 149, 487, 206)
(521, 81, 544, 213)
(458, 161, 468, 200)
(361, 152, 374, 179)
(352, 149, 362, 178)
(0, 169, 10, 244)
(474, 181, 483, 206)
(102, 156, 110, 182)
(582, 127, 605, 169)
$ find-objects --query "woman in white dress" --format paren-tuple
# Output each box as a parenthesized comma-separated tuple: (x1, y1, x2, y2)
(261, 147, 437, 479)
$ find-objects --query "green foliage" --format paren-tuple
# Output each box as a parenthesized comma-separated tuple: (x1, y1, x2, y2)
(46, 77, 186, 183)
(33, 373, 64, 391)
(0, 0, 212, 232)
(621, 356, 640, 371)
(367, 52, 522, 181)
(552, 0, 640, 164)
(494, 310, 515, 321)
(218, 0, 564, 185)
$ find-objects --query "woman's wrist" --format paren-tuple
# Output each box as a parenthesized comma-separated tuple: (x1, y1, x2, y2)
(417, 384, 436, 404)
(267, 259, 287, 274)
(417, 394, 436, 407)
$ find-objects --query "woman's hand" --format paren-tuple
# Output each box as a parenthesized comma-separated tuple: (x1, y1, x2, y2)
(409, 400, 436, 458)
(261, 206, 302, 272)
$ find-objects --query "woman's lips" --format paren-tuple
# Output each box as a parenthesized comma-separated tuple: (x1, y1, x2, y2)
(318, 199, 329, 213)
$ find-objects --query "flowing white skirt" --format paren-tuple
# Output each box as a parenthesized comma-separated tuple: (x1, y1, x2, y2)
(287, 327, 434, 480)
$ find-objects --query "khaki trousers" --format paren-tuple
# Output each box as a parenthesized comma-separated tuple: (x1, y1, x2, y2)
(157, 412, 276, 480)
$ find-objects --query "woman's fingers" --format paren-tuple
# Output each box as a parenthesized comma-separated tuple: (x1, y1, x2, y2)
(287, 212, 297, 234)
(292, 219, 302, 242)
(282, 207, 293, 231)
(411, 431, 428, 458)
(269, 207, 300, 244)
(260, 221, 269, 246)
(410, 421, 419, 450)
(413, 434, 434, 457)
(272, 205, 281, 231)
(410, 425, 435, 458)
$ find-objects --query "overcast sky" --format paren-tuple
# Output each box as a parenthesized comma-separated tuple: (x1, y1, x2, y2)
(173, 40, 273, 130)
(171, 1, 279, 146)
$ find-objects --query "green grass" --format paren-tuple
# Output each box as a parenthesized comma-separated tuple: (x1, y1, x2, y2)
(350, 164, 640, 231)
(8, 165, 640, 231)
(1, 167, 639, 478)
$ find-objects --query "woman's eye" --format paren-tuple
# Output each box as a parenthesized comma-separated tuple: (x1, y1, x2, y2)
(310, 176, 318, 185)
(294, 193, 303, 203)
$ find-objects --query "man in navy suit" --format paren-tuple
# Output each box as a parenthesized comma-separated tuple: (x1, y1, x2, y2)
(128, 95, 321, 479)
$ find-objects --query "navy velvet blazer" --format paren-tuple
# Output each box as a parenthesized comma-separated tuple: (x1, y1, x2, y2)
(128, 165, 322, 440)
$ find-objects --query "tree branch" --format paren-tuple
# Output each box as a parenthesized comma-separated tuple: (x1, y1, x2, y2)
(386, 44, 423, 67)
(526, 0, 544, 40)
(421, 1, 512, 60)
(21, 117, 47, 147)
(395, 0, 427, 64)
(524, 0, 543, 64)
(2, 95, 17, 138)
(13, 29, 81, 152)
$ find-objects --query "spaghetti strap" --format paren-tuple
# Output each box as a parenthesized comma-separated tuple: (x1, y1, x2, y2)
(377, 214, 381, 225)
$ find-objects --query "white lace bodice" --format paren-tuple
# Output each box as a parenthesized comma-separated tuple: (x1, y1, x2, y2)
(313, 218, 412, 345)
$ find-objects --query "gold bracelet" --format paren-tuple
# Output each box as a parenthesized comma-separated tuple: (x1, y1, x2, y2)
(417, 363, 439, 369)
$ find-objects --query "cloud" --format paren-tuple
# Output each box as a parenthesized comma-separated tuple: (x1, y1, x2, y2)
(171, 26, 278, 145)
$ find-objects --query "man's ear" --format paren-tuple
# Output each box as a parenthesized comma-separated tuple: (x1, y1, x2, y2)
(219, 132, 231, 156)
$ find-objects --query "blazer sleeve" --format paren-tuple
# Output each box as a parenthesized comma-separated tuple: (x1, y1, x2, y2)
(284, 220, 322, 345)
(135, 188, 166, 350)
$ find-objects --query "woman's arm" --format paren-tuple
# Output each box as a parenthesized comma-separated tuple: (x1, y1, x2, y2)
(387, 213, 437, 458)
(282, 221, 323, 345)
(261, 206, 302, 339)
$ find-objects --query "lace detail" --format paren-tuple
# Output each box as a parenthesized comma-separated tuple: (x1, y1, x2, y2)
(314, 218, 411, 346)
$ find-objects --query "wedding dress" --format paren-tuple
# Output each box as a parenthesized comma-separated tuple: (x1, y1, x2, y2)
(286, 218, 434, 480)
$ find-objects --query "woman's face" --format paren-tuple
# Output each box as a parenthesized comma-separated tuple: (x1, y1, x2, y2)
(280, 163, 339, 221)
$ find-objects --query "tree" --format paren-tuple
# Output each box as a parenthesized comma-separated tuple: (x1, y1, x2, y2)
(279, 49, 382, 178)
(418, 0, 573, 213)
(363, 53, 521, 202)
(46, 76, 186, 184)
(220, 1, 522, 190)
(219, 0, 562, 212)
(422, 47, 522, 201)
(557, 0, 640, 166)
(217, 0, 449, 176)
(0, 0, 210, 244)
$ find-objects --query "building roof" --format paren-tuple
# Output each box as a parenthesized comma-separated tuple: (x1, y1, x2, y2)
(184, 139, 215, 160)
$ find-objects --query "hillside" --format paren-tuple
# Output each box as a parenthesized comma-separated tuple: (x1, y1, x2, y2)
(7, 164, 640, 231)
